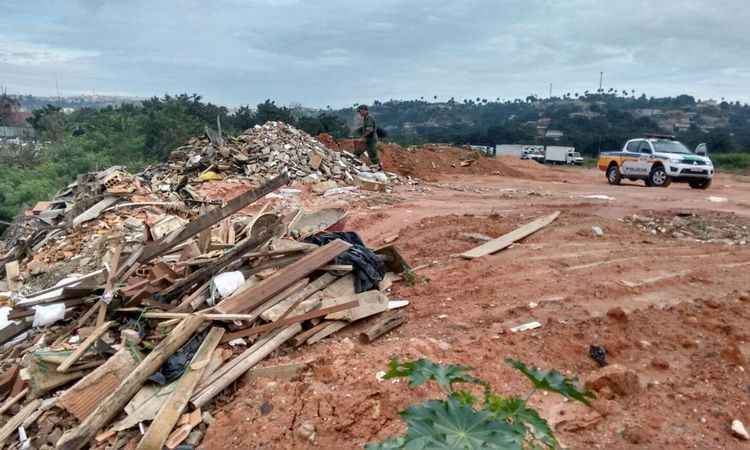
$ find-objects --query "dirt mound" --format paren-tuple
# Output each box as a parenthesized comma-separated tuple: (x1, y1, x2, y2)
(378, 143, 547, 181)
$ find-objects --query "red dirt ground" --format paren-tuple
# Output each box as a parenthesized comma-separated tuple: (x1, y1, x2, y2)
(202, 147, 750, 450)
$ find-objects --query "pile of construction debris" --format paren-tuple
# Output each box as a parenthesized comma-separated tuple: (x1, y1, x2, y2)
(164, 121, 400, 187)
(624, 212, 750, 245)
(0, 129, 412, 449)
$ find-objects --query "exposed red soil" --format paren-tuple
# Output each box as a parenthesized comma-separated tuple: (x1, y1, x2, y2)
(378, 143, 552, 181)
(202, 153, 750, 449)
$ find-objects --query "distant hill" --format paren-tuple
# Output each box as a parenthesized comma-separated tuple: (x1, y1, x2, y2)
(9, 94, 142, 111)
(330, 94, 749, 155)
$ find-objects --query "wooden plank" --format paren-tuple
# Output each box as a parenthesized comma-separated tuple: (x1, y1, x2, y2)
(57, 321, 113, 372)
(322, 291, 388, 322)
(320, 264, 353, 272)
(157, 226, 277, 303)
(174, 281, 209, 312)
(57, 348, 142, 421)
(0, 320, 31, 346)
(97, 242, 122, 327)
(5, 261, 19, 292)
(359, 311, 407, 344)
(55, 315, 205, 450)
(220, 300, 358, 343)
(132, 311, 267, 321)
(261, 273, 337, 322)
(191, 324, 301, 409)
(291, 321, 332, 347)
(0, 398, 41, 445)
(136, 327, 223, 450)
(460, 211, 561, 259)
(0, 387, 27, 415)
(216, 239, 351, 314)
(240, 277, 309, 323)
(307, 320, 348, 345)
(138, 174, 288, 265)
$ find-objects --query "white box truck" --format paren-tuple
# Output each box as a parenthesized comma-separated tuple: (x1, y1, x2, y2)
(544, 146, 583, 165)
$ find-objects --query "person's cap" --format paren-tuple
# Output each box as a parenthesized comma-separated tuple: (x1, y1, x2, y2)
(356, 105, 368, 112)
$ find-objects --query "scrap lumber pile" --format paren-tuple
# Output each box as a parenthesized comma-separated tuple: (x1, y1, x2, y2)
(0, 170, 410, 449)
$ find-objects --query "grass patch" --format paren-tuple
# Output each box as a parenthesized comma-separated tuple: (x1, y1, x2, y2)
(711, 152, 750, 172)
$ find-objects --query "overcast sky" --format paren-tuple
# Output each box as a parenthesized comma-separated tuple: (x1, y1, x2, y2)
(2, 0, 749, 107)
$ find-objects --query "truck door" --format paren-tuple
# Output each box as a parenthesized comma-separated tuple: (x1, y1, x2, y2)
(633, 141, 655, 176)
(620, 140, 642, 176)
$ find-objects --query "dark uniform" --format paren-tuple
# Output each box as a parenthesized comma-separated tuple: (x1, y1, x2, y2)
(358, 114, 380, 166)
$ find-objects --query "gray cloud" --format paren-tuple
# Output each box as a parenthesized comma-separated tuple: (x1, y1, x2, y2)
(1, 0, 749, 106)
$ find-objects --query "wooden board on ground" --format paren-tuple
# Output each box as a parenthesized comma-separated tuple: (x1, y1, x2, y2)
(307, 321, 349, 344)
(460, 211, 561, 259)
(359, 311, 407, 343)
(261, 273, 336, 322)
(220, 300, 358, 342)
(216, 239, 351, 314)
(322, 290, 389, 322)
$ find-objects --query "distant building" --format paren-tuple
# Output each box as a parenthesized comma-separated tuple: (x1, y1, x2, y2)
(545, 129, 564, 139)
(0, 126, 35, 140)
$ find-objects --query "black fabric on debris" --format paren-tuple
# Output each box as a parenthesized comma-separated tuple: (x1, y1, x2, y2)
(305, 232, 385, 293)
(148, 329, 208, 385)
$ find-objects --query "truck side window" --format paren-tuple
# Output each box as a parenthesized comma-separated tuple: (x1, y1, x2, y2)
(638, 142, 652, 154)
(626, 141, 640, 152)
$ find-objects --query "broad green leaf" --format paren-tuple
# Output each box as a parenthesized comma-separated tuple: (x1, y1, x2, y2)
(485, 395, 558, 449)
(400, 397, 525, 450)
(505, 359, 595, 406)
(384, 358, 485, 391)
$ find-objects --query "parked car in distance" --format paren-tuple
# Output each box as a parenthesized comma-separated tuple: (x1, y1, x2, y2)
(598, 136, 713, 189)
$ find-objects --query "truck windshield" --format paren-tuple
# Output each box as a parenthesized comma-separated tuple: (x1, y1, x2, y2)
(652, 140, 692, 154)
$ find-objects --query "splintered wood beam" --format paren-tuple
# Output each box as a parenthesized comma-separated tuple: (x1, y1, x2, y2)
(137, 174, 288, 265)
(0, 399, 41, 445)
(57, 321, 113, 373)
(135, 327, 224, 450)
(55, 315, 205, 450)
(220, 300, 359, 343)
(359, 311, 407, 344)
(191, 324, 301, 409)
(215, 239, 351, 314)
(460, 211, 561, 259)
(156, 225, 278, 303)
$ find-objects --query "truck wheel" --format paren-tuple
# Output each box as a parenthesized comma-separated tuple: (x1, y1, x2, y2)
(606, 164, 621, 185)
(689, 179, 712, 190)
(648, 166, 671, 187)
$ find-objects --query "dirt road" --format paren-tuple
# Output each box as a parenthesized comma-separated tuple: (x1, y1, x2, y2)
(204, 162, 750, 449)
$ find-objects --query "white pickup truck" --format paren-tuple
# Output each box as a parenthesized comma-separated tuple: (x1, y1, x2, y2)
(598, 137, 714, 189)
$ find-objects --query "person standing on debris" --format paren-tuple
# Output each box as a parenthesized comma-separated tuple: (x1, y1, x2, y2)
(355, 105, 382, 170)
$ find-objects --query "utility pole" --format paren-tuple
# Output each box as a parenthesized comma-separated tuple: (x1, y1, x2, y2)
(599, 72, 604, 92)
(549, 83, 552, 99)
